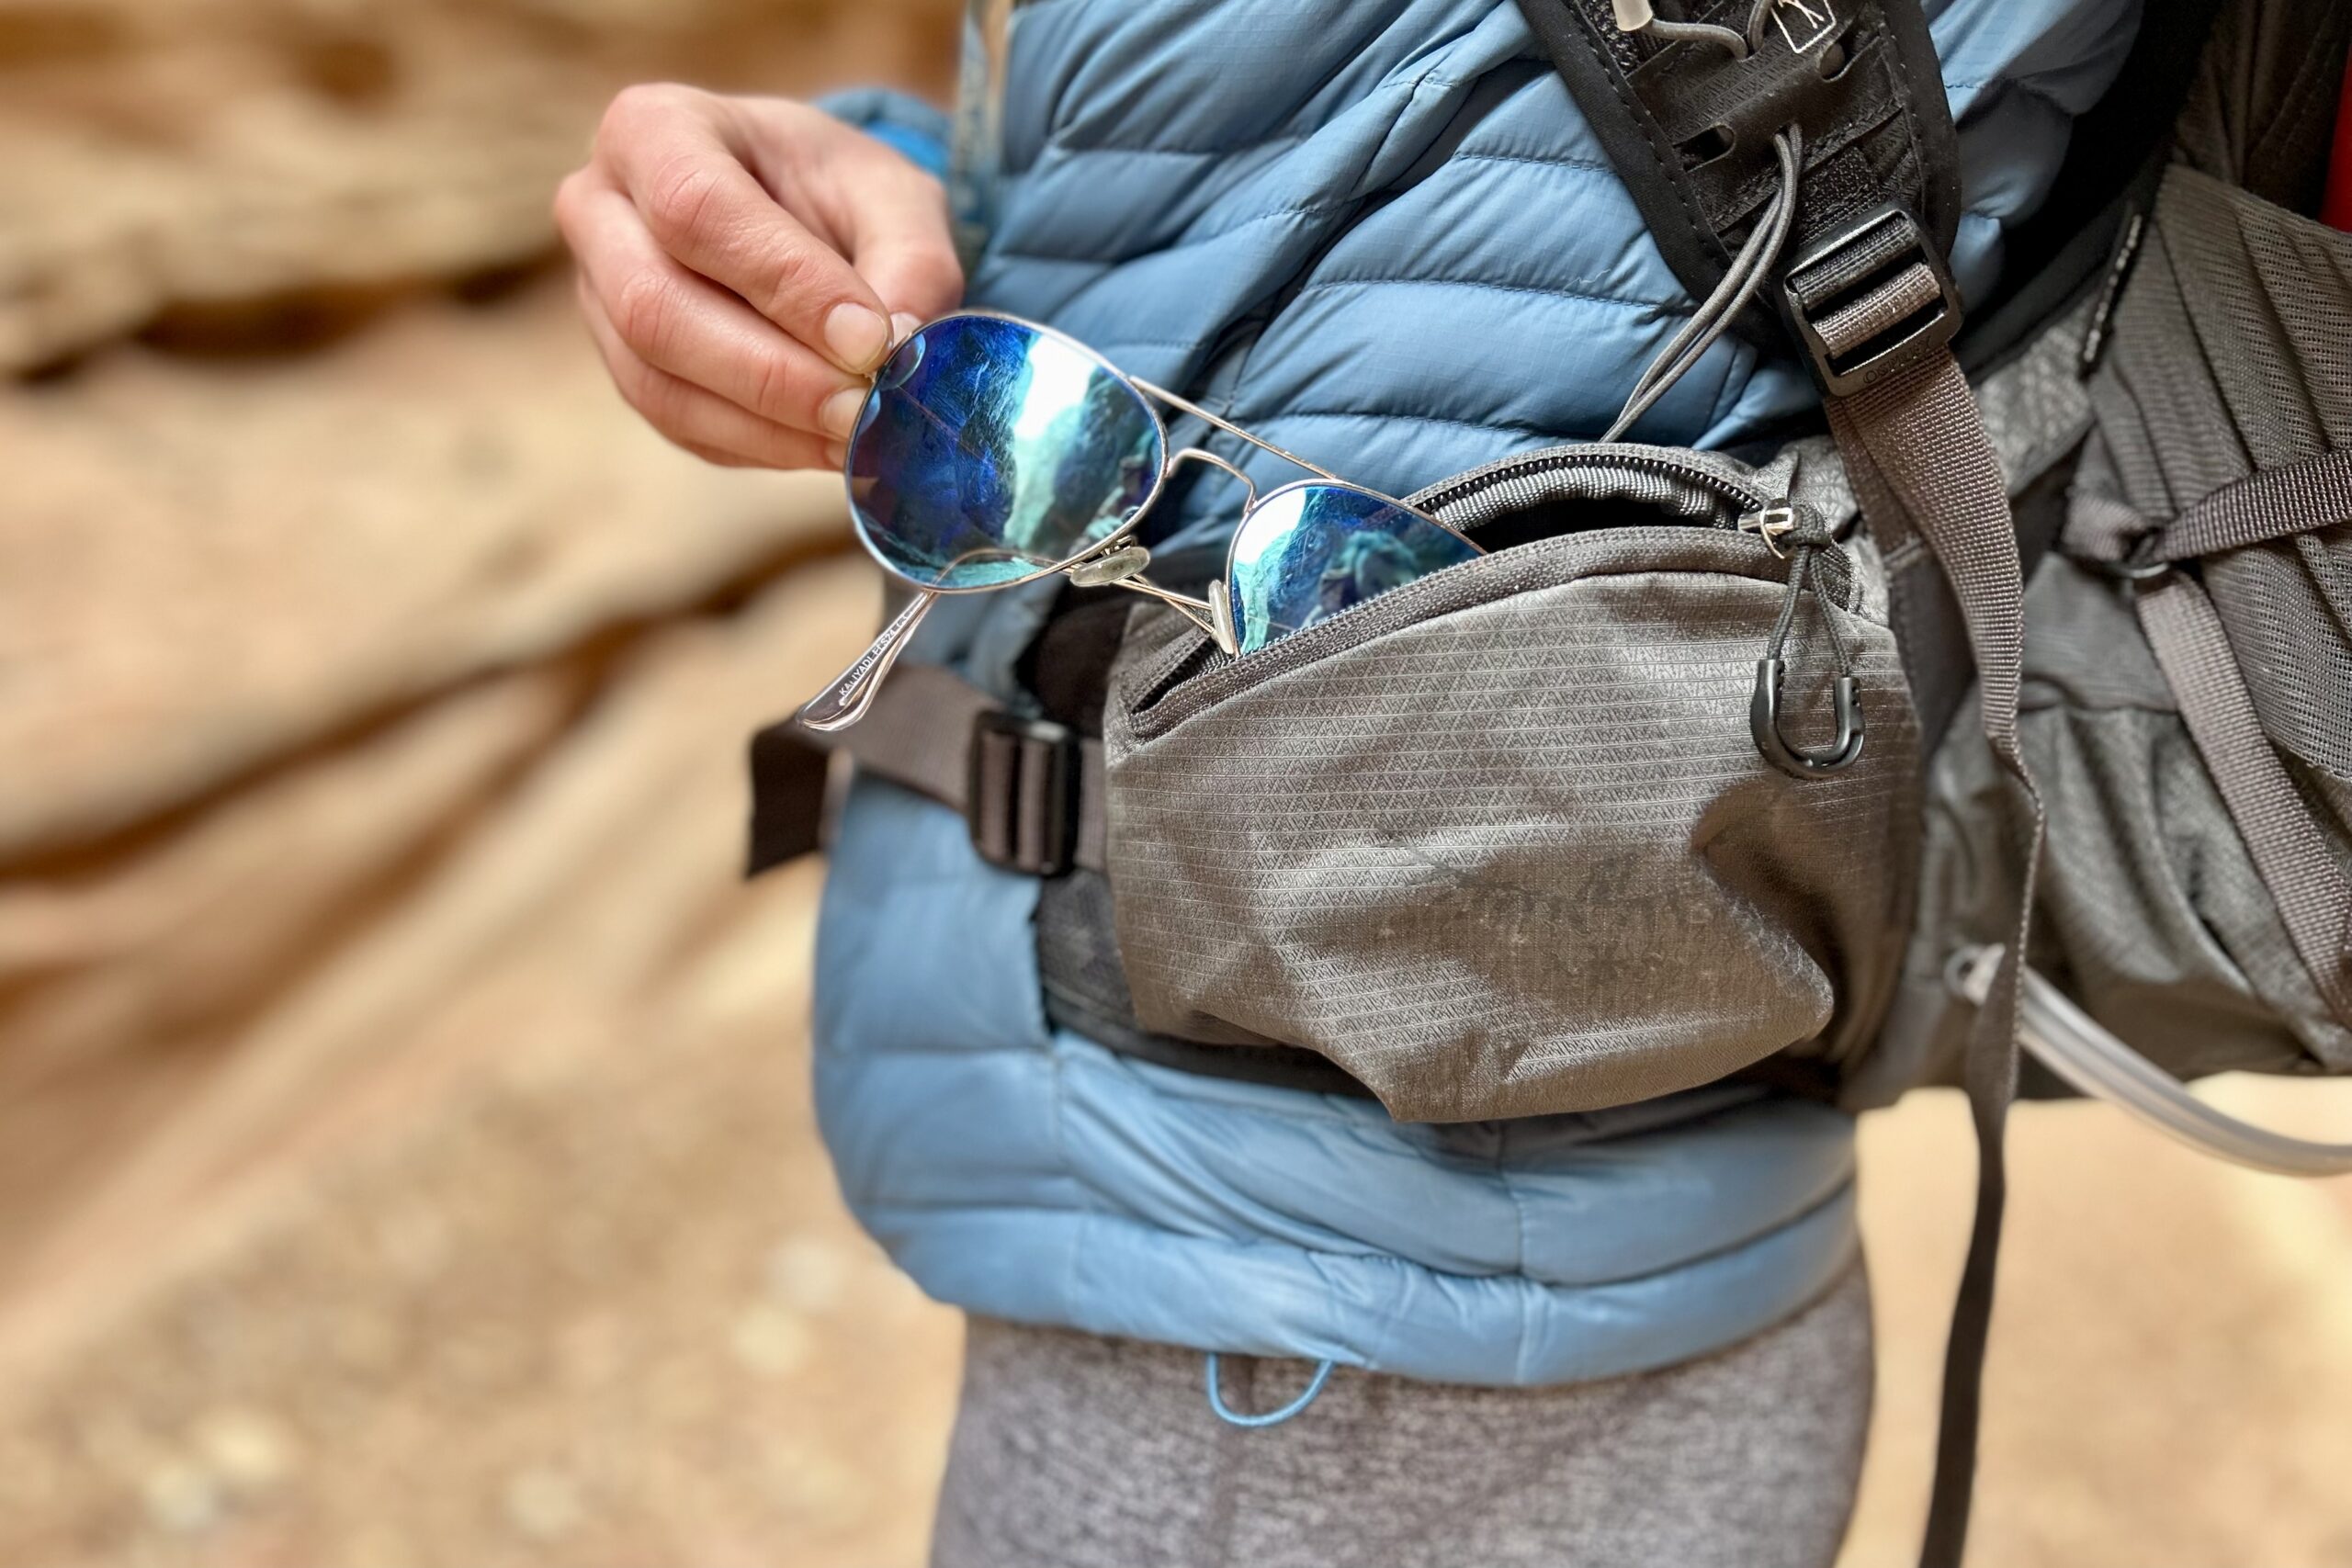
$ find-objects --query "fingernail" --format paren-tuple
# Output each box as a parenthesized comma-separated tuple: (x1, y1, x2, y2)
(889, 311, 924, 346)
(819, 386, 866, 440)
(822, 440, 849, 468)
(823, 303, 890, 372)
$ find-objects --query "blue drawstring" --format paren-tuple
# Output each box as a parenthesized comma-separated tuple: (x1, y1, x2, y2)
(1203, 1353, 1336, 1427)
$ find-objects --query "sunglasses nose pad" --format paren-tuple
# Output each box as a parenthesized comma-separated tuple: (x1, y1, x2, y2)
(1067, 544, 1152, 587)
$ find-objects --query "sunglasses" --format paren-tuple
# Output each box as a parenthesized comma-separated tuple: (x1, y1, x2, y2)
(797, 311, 1481, 730)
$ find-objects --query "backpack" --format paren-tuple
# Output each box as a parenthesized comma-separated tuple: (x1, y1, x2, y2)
(750, 1, 2352, 1560)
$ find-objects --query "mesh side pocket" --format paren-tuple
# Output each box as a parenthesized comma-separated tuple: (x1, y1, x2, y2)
(2063, 164, 2352, 1056)
(2092, 166, 2352, 828)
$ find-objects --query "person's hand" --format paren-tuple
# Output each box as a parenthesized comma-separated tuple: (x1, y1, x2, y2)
(556, 86, 963, 469)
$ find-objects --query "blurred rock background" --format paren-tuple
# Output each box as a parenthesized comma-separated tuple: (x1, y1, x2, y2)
(0, 3, 2346, 1565)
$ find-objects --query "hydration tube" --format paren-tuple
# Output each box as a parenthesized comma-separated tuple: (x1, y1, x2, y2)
(1949, 946, 2352, 1178)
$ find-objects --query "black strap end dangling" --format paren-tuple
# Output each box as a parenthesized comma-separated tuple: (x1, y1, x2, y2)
(1751, 658, 1865, 777)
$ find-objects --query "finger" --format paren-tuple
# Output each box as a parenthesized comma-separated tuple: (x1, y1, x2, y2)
(599, 85, 895, 374)
(568, 181, 871, 441)
(579, 278, 842, 470)
(673, 441, 756, 468)
(675, 436, 850, 470)
(804, 150, 964, 327)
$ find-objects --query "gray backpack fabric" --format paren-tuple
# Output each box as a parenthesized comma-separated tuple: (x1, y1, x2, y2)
(1104, 449, 1919, 1122)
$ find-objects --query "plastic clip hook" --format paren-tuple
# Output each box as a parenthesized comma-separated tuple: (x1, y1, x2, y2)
(1750, 657, 1865, 777)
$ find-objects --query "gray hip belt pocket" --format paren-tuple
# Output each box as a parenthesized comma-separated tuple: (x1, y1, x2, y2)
(1102, 445, 1921, 1122)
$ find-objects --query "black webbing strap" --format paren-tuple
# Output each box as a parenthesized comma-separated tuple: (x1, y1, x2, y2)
(746, 661, 1108, 878)
(1827, 347, 2041, 1568)
(2143, 450, 2352, 561)
(1511, 0, 1961, 350)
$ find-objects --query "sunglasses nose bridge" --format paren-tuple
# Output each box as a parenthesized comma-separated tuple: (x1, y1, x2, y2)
(1168, 446, 1260, 513)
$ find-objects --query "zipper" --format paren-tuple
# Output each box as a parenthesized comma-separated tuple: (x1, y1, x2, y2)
(2075, 206, 2147, 378)
(1143, 442, 1778, 709)
(1129, 523, 1819, 739)
(1129, 446, 1798, 733)
(1408, 441, 1773, 520)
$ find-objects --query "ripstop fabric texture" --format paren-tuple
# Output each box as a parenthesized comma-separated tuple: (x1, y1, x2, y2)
(1104, 483, 1920, 1122)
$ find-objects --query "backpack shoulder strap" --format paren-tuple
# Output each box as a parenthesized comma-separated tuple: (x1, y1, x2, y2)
(1513, 0, 1962, 366)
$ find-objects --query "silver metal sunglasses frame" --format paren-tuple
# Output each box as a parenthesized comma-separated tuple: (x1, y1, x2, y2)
(797, 310, 1472, 730)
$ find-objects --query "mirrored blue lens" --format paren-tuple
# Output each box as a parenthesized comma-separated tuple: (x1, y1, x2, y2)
(845, 315, 1164, 590)
(1226, 485, 1481, 652)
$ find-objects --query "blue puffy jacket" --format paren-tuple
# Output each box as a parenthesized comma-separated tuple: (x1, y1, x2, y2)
(814, 0, 2135, 1388)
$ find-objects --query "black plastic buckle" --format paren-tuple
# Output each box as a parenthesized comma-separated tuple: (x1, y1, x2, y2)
(966, 711, 1080, 876)
(1781, 205, 1962, 395)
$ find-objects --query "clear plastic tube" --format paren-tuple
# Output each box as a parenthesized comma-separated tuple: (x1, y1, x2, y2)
(1948, 946, 2352, 1178)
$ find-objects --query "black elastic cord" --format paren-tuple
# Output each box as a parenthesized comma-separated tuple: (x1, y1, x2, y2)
(1748, 509, 1866, 779)
(1762, 518, 1854, 681)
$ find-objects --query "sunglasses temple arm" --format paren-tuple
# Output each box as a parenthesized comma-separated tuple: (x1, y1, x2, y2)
(1131, 378, 1347, 486)
(797, 590, 937, 732)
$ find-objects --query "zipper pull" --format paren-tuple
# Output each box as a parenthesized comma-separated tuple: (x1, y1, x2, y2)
(1738, 502, 1800, 558)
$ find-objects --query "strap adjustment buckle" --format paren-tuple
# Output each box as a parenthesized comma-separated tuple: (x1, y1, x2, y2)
(1781, 204, 1962, 395)
(966, 710, 1080, 876)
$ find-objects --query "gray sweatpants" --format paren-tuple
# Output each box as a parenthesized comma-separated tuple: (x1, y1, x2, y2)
(931, 1263, 1872, 1568)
